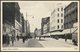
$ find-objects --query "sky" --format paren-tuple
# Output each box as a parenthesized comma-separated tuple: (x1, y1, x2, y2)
(18, 1, 72, 32)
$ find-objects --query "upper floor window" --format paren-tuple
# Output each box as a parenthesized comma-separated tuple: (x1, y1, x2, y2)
(61, 25, 63, 29)
(58, 8, 59, 11)
(57, 19, 59, 23)
(61, 13, 63, 17)
(57, 25, 59, 29)
(61, 19, 63, 23)
(61, 8, 63, 11)
(57, 13, 59, 17)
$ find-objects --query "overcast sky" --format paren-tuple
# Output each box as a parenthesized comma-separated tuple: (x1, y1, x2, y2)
(18, 1, 72, 32)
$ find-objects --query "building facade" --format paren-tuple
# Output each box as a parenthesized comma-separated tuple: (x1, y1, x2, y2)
(64, 2, 78, 29)
(14, 3, 22, 37)
(64, 2, 78, 45)
(3, 2, 20, 37)
(3, 2, 31, 45)
(3, 2, 22, 44)
(26, 20, 30, 35)
(41, 17, 50, 35)
(23, 20, 27, 36)
(50, 3, 64, 32)
(36, 29, 41, 37)
(21, 13, 25, 34)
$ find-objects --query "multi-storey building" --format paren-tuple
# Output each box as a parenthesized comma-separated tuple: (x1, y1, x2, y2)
(50, 3, 64, 32)
(50, 3, 65, 38)
(14, 3, 22, 37)
(20, 13, 29, 37)
(3, 2, 21, 37)
(23, 20, 27, 36)
(26, 20, 30, 36)
(3, 2, 22, 44)
(41, 17, 50, 35)
(3, 2, 16, 37)
(64, 2, 78, 29)
(36, 29, 41, 37)
(64, 2, 78, 45)
(21, 13, 25, 33)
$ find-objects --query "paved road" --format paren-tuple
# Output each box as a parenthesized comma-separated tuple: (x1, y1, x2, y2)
(3, 38, 77, 48)
(28, 38, 43, 47)
(38, 38, 78, 48)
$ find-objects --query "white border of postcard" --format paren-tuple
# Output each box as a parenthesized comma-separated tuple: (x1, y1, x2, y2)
(1, 1, 79, 51)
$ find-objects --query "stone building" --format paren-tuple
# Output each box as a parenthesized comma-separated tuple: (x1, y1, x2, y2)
(64, 2, 78, 45)
(41, 17, 50, 35)
(50, 3, 64, 32)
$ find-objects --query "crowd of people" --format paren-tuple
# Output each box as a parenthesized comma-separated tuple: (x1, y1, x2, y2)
(3, 33, 16, 46)
(3, 33, 31, 46)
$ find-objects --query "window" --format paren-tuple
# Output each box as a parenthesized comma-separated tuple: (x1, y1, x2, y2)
(58, 8, 59, 11)
(57, 19, 59, 23)
(61, 19, 63, 23)
(57, 25, 59, 29)
(61, 8, 63, 11)
(61, 25, 63, 29)
(61, 13, 63, 17)
(57, 13, 59, 17)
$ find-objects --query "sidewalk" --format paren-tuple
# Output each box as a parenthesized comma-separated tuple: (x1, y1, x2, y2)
(38, 38, 77, 47)
(3, 39, 28, 47)
(3, 38, 43, 47)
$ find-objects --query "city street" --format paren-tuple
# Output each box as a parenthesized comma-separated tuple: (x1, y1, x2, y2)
(3, 38, 77, 48)
(2, 2, 79, 51)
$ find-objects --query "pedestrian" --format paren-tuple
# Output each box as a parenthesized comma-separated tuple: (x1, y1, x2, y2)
(16, 35, 19, 41)
(22, 36, 25, 43)
(11, 34, 15, 45)
(65, 34, 67, 42)
(6, 34, 10, 45)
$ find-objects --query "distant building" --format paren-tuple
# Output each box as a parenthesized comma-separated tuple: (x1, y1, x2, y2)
(41, 17, 50, 35)
(24, 20, 27, 33)
(36, 29, 41, 37)
(20, 14, 30, 37)
(26, 20, 30, 35)
(21, 13, 25, 33)
(50, 3, 64, 32)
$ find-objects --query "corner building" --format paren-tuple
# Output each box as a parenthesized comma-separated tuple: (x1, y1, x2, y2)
(64, 2, 78, 45)
(50, 3, 64, 32)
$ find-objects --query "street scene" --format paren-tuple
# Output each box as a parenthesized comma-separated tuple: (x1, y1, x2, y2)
(2, 1, 78, 48)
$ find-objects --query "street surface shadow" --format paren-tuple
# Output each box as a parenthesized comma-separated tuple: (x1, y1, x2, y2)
(38, 39, 46, 41)
(28, 39, 44, 47)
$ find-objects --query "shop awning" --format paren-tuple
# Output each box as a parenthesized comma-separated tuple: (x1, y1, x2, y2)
(50, 27, 78, 35)
(41, 33, 50, 36)
(63, 27, 78, 34)
(50, 32, 64, 35)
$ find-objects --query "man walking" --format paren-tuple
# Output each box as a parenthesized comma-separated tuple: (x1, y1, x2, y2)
(22, 36, 25, 43)
(11, 34, 15, 46)
(16, 35, 19, 41)
(65, 34, 67, 42)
